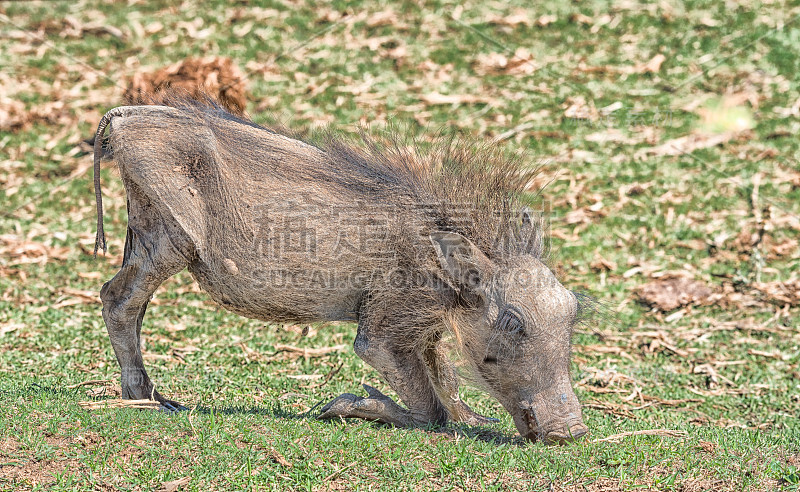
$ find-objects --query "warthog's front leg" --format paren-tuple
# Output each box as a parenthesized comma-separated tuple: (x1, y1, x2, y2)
(319, 319, 448, 427)
(317, 383, 414, 427)
(423, 341, 498, 426)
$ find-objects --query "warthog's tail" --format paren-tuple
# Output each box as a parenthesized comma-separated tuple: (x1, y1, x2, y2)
(93, 107, 130, 256)
(93, 105, 182, 256)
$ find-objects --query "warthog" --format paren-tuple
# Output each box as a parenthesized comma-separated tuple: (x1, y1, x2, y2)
(92, 99, 589, 444)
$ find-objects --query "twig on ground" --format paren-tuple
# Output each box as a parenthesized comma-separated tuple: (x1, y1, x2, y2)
(273, 344, 346, 359)
(67, 379, 112, 389)
(592, 429, 689, 443)
(78, 399, 161, 410)
(312, 361, 345, 389)
(187, 405, 197, 437)
(323, 461, 358, 482)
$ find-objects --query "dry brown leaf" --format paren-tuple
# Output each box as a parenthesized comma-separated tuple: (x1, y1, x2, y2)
(419, 92, 496, 106)
(637, 54, 666, 74)
(269, 448, 292, 467)
(487, 9, 531, 27)
(579, 367, 641, 389)
(634, 131, 743, 159)
(0, 322, 22, 337)
(584, 128, 650, 145)
(562, 96, 598, 121)
(575, 54, 665, 76)
(636, 277, 715, 311)
(536, 15, 557, 27)
(66, 379, 112, 389)
(0, 97, 27, 131)
(583, 399, 635, 418)
(570, 13, 593, 25)
(590, 253, 617, 272)
(60, 288, 100, 303)
(157, 477, 191, 492)
(697, 441, 719, 453)
(366, 10, 400, 28)
(634, 330, 694, 357)
(578, 345, 636, 362)
(767, 237, 798, 259)
(0, 97, 75, 132)
(473, 48, 535, 76)
(748, 349, 787, 360)
(381, 44, 407, 62)
(694, 363, 721, 389)
(32, 14, 126, 40)
(287, 374, 323, 380)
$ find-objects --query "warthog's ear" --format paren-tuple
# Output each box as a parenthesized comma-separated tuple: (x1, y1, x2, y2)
(429, 231, 495, 297)
(519, 207, 546, 258)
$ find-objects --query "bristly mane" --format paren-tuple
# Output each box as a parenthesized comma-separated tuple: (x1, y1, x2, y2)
(152, 93, 544, 263)
(319, 130, 543, 262)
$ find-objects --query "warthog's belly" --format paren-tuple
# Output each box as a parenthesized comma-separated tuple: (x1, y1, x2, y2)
(187, 258, 363, 324)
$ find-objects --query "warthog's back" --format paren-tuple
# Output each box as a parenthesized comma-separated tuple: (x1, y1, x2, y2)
(96, 100, 539, 323)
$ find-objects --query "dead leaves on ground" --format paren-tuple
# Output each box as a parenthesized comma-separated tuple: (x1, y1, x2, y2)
(563, 96, 599, 122)
(124, 57, 249, 114)
(636, 276, 715, 312)
(0, 235, 69, 265)
(592, 429, 688, 443)
(268, 448, 292, 468)
(749, 278, 800, 306)
(0, 96, 75, 132)
(419, 92, 497, 106)
(576, 53, 667, 76)
(31, 14, 126, 40)
(473, 48, 535, 76)
(635, 273, 800, 313)
(485, 9, 557, 28)
(633, 130, 748, 159)
(157, 477, 191, 492)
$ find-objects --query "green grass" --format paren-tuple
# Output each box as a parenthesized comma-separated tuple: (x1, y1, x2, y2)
(1, 0, 799, 490)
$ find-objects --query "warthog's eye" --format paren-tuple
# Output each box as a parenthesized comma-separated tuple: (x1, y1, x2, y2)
(495, 306, 525, 336)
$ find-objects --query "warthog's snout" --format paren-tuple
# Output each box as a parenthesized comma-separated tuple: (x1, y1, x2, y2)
(517, 389, 588, 445)
(542, 422, 589, 445)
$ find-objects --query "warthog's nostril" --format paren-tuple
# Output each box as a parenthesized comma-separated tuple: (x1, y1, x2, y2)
(543, 423, 589, 445)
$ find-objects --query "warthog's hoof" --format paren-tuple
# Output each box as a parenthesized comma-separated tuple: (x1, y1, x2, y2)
(153, 393, 189, 412)
(318, 384, 413, 428)
(158, 400, 189, 412)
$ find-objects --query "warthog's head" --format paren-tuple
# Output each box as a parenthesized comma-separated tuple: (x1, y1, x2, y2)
(430, 230, 587, 444)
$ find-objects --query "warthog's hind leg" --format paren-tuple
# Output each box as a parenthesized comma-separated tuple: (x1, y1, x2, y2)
(100, 197, 191, 411)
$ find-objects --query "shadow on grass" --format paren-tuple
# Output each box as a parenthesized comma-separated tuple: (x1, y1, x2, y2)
(18, 383, 525, 447)
(190, 403, 523, 446)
